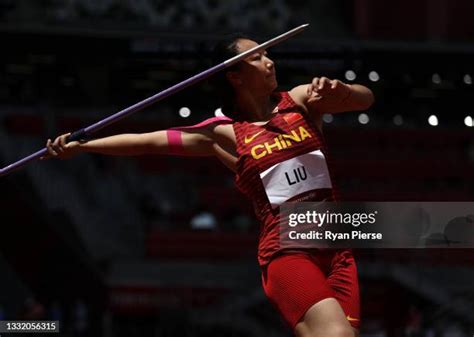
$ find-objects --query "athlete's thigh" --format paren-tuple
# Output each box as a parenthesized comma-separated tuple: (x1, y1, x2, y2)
(261, 253, 334, 329)
(326, 250, 360, 329)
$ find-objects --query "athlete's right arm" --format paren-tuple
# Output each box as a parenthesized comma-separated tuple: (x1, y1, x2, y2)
(43, 129, 215, 160)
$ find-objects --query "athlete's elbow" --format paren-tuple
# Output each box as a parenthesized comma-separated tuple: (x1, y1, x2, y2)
(356, 89, 374, 111)
(366, 88, 375, 108)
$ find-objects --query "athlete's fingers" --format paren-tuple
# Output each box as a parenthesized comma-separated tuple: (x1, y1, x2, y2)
(43, 139, 51, 159)
(58, 133, 69, 148)
(307, 78, 320, 96)
(307, 94, 323, 104)
(318, 77, 331, 90)
(312, 77, 321, 89)
(46, 139, 52, 154)
(46, 139, 58, 157)
(52, 136, 60, 149)
(52, 136, 64, 154)
(330, 79, 340, 89)
(308, 78, 324, 103)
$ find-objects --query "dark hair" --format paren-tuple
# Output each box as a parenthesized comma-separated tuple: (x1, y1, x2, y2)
(210, 33, 249, 118)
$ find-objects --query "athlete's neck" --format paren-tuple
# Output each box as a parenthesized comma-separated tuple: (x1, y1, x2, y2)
(235, 91, 276, 122)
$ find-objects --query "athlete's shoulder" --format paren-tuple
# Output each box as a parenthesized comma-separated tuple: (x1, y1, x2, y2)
(194, 116, 234, 128)
(172, 116, 233, 131)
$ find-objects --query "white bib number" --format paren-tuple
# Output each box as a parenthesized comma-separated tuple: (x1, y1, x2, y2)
(259, 150, 332, 208)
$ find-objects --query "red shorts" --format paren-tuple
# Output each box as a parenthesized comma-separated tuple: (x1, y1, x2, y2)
(261, 249, 360, 329)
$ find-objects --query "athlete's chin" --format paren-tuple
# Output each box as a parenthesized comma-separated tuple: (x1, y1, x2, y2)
(267, 79, 278, 92)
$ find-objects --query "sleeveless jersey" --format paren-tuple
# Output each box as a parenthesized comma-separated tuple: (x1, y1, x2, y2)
(233, 92, 338, 266)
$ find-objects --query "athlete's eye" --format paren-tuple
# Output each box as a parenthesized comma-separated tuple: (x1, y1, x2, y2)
(250, 54, 261, 61)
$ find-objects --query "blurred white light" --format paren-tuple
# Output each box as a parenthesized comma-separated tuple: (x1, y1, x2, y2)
(432, 73, 441, 84)
(368, 71, 380, 82)
(214, 107, 224, 117)
(464, 74, 472, 85)
(345, 70, 357, 81)
(358, 113, 369, 124)
(464, 116, 473, 127)
(393, 114, 403, 126)
(179, 107, 191, 118)
(323, 114, 333, 123)
(428, 115, 438, 126)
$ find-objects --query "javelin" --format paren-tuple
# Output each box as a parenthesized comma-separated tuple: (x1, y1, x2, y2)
(0, 24, 309, 177)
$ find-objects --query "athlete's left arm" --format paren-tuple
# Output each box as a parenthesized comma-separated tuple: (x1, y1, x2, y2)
(290, 77, 374, 115)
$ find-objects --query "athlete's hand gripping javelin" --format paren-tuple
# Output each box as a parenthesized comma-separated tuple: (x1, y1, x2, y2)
(42, 133, 81, 160)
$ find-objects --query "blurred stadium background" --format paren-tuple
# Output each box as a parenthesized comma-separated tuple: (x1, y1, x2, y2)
(1, 0, 474, 336)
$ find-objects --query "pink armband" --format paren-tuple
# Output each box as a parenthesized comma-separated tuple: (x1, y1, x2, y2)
(166, 129, 185, 155)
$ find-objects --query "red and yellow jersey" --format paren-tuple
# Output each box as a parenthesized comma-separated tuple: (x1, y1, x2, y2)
(233, 91, 338, 266)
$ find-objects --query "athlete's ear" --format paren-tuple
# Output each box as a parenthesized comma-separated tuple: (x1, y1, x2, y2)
(226, 71, 242, 87)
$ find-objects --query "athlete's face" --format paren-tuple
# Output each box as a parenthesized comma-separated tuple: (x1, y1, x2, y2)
(229, 39, 277, 94)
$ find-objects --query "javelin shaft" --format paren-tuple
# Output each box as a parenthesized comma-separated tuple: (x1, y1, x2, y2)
(0, 24, 309, 177)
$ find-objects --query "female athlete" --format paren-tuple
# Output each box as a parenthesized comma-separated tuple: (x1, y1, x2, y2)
(45, 35, 374, 337)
